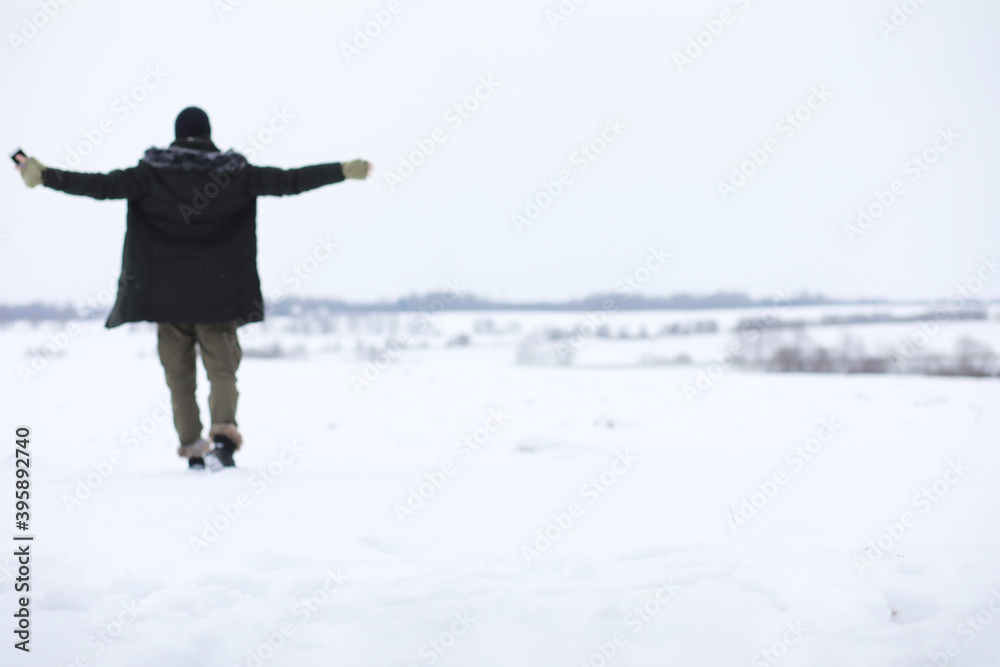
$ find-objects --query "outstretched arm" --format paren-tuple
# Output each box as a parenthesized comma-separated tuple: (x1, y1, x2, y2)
(248, 159, 371, 197)
(16, 154, 145, 200)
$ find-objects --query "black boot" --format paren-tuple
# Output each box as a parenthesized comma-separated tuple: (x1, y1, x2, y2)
(205, 434, 238, 471)
(188, 456, 206, 470)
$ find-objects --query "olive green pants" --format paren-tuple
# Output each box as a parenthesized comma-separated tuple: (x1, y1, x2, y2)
(156, 322, 242, 446)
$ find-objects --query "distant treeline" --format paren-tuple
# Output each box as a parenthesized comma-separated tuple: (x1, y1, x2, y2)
(0, 292, 972, 322)
(0, 302, 81, 321)
(265, 291, 883, 315)
(735, 309, 989, 332)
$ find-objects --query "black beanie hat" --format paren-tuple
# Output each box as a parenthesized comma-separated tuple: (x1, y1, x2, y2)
(175, 107, 211, 139)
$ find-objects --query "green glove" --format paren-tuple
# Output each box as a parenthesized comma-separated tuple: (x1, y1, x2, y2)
(18, 157, 46, 188)
(342, 159, 370, 180)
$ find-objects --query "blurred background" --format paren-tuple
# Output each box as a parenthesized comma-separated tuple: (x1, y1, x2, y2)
(2, 0, 998, 307)
(3, 5, 1000, 666)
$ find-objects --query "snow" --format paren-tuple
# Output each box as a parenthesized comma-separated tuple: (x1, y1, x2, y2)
(2, 310, 999, 666)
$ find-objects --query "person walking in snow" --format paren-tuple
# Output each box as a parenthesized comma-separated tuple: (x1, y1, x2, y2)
(15, 106, 371, 470)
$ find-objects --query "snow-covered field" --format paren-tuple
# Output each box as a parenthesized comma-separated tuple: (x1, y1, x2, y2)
(2, 308, 999, 666)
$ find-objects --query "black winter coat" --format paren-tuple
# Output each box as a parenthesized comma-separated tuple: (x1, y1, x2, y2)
(42, 138, 345, 328)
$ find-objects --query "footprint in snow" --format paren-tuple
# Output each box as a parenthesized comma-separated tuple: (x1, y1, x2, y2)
(884, 590, 941, 624)
(515, 438, 591, 456)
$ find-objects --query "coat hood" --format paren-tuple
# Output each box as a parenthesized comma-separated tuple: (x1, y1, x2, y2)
(141, 143, 247, 173)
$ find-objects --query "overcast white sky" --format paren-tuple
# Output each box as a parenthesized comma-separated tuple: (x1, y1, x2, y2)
(1, 0, 998, 305)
